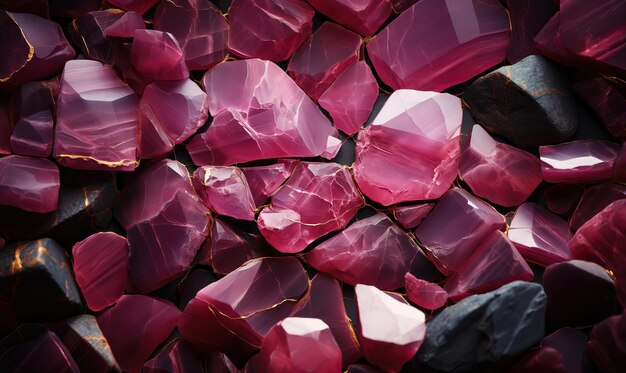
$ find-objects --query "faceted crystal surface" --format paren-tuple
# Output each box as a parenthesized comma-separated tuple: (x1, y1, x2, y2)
(192, 166, 256, 220)
(570, 183, 626, 232)
(404, 273, 448, 310)
(242, 161, 295, 206)
(107, 0, 158, 14)
(9, 81, 56, 157)
(142, 340, 206, 373)
(353, 90, 462, 205)
(392, 204, 434, 230)
(540, 140, 622, 183)
(0, 155, 59, 213)
(306, 0, 391, 36)
(131, 29, 189, 81)
(104, 10, 145, 37)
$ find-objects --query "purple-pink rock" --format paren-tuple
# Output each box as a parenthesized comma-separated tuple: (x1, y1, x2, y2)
(107, 0, 157, 14)
(544, 183, 585, 218)
(404, 273, 447, 310)
(192, 166, 256, 220)
(459, 125, 542, 207)
(574, 77, 626, 138)
(287, 22, 362, 100)
(366, 0, 510, 91)
(509, 328, 589, 373)
(392, 204, 434, 230)
(72, 232, 129, 312)
(115, 159, 210, 293)
(306, 0, 391, 36)
(243, 161, 296, 207)
(570, 183, 626, 232)
(104, 10, 145, 37)
(187, 59, 339, 165)
(54, 59, 139, 171)
(353, 90, 462, 205)
(586, 309, 626, 373)
(0, 155, 59, 213)
(68, 10, 124, 64)
(506, 0, 558, 63)
(540, 140, 622, 183)
(415, 188, 504, 275)
(131, 29, 189, 81)
(307, 213, 419, 290)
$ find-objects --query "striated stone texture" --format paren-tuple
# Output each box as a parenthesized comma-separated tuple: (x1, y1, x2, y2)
(506, 0, 558, 63)
(392, 204, 434, 230)
(540, 140, 622, 183)
(367, 0, 510, 92)
(0, 155, 59, 213)
(586, 309, 626, 373)
(306, 0, 391, 36)
(131, 29, 189, 81)
(188, 59, 339, 165)
(353, 90, 462, 205)
(68, 10, 124, 64)
(107, 0, 158, 14)
(404, 273, 447, 310)
(192, 166, 256, 220)
(243, 161, 295, 207)
(573, 77, 626, 138)
(570, 183, 626, 232)
(104, 10, 145, 37)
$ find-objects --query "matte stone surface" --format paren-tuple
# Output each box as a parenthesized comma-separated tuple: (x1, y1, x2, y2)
(131, 29, 189, 81)
(306, 0, 391, 36)
(68, 10, 124, 64)
(570, 183, 626, 232)
(573, 77, 626, 138)
(540, 140, 622, 183)
(104, 11, 145, 37)
(9, 81, 56, 157)
(506, 0, 558, 63)
(192, 166, 255, 220)
(0, 155, 60, 213)
(242, 161, 295, 206)
(392, 204, 434, 230)
(586, 309, 626, 373)
(404, 273, 448, 310)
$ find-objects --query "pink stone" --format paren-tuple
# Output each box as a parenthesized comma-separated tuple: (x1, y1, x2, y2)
(97, 295, 180, 373)
(154, 0, 229, 70)
(570, 183, 626, 232)
(586, 309, 626, 373)
(392, 204, 434, 230)
(508, 202, 572, 266)
(318, 61, 378, 135)
(414, 188, 504, 275)
(539, 140, 622, 183)
(178, 257, 309, 365)
(366, 0, 510, 92)
(0, 155, 59, 213)
(54, 60, 139, 171)
(354, 90, 462, 205)
(258, 162, 363, 253)
(444, 230, 533, 302)
(104, 11, 145, 37)
(72, 232, 129, 312)
(243, 161, 296, 206)
(9, 81, 56, 157)
(0, 100, 10, 154)
(131, 29, 189, 81)
(509, 328, 587, 373)
(306, 213, 419, 290)
(544, 183, 585, 218)
(138, 79, 208, 159)
(107, 0, 157, 14)
(355, 284, 426, 372)
(404, 273, 447, 310)
(115, 159, 210, 293)
(506, 0, 558, 63)
(192, 166, 256, 220)
(256, 317, 342, 373)
(287, 22, 362, 100)
(573, 77, 626, 138)
(228, 0, 314, 62)
(306, 0, 391, 36)
(460, 125, 542, 206)
(68, 10, 123, 64)
(187, 59, 339, 165)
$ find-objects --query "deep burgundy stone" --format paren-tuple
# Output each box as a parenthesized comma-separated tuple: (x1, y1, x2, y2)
(108, 0, 158, 14)
(192, 166, 256, 221)
(0, 155, 59, 213)
(392, 204, 434, 230)
(143, 339, 237, 373)
(506, 0, 558, 63)
(586, 309, 626, 373)
(104, 11, 145, 37)
(540, 140, 622, 183)
(573, 77, 626, 138)
(242, 161, 296, 207)
(570, 183, 626, 232)
(177, 269, 218, 309)
(544, 183, 585, 218)
(306, 0, 391, 36)
(68, 10, 124, 64)
(131, 29, 189, 81)
(404, 273, 447, 310)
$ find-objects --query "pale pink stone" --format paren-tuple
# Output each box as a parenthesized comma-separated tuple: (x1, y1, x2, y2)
(258, 162, 363, 253)
(187, 59, 339, 165)
(539, 140, 622, 183)
(0, 155, 59, 213)
(570, 183, 626, 232)
(104, 11, 145, 37)
(242, 161, 296, 206)
(306, 0, 391, 36)
(392, 204, 434, 230)
(353, 90, 462, 205)
(404, 273, 447, 310)
(192, 166, 256, 221)
(131, 29, 189, 81)
(318, 61, 378, 135)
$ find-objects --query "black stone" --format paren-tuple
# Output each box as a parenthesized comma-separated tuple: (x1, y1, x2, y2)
(178, 269, 218, 309)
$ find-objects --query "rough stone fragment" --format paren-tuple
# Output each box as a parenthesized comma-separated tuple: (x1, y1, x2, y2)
(68, 10, 124, 64)
(111, 41, 152, 94)
(416, 281, 547, 372)
(573, 77, 626, 138)
(142, 340, 205, 373)
(354, 90, 462, 205)
(392, 204, 434, 230)
(104, 11, 145, 37)
(307, 0, 391, 36)
(540, 140, 622, 183)
(287, 22, 362, 99)
(506, 0, 558, 63)
(242, 161, 295, 206)
(367, 0, 510, 92)
(0, 155, 59, 213)
(404, 273, 447, 310)
(188, 59, 339, 165)
(307, 213, 419, 290)
(570, 183, 626, 232)
(544, 183, 585, 217)
(107, 0, 157, 14)
(131, 29, 189, 81)
(192, 166, 255, 220)
(9, 81, 56, 157)
(586, 309, 626, 373)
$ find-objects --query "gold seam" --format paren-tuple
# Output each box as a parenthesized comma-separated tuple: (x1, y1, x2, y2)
(0, 16, 35, 83)
(56, 154, 139, 168)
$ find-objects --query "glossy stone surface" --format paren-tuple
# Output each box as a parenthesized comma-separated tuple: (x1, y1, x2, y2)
(540, 140, 622, 183)
(404, 273, 447, 310)
(72, 232, 129, 312)
(154, 0, 228, 70)
(139, 79, 208, 159)
(508, 202, 572, 267)
(192, 166, 255, 220)
(367, 0, 510, 92)
(108, 0, 157, 14)
(142, 340, 204, 373)
(506, 0, 558, 63)
(570, 183, 626, 232)
(228, 0, 313, 62)
(98, 295, 180, 373)
(258, 162, 362, 253)
(307, 0, 390, 36)
(415, 188, 504, 275)
(243, 161, 295, 206)
(353, 90, 462, 205)
(104, 10, 145, 37)
(318, 61, 378, 135)
(55, 60, 139, 171)
(131, 29, 189, 81)
(460, 125, 542, 206)
(287, 22, 362, 100)
(392, 204, 434, 230)
(256, 317, 342, 373)
(573, 77, 626, 138)
(544, 183, 585, 217)
(115, 159, 210, 293)
(68, 10, 123, 64)
(586, 309, 626, 373)
(9, 81, 56, 157)
(0, 155, 59, 213)
(355, 284, 426, 372)
(188, 59, 339, 165)
(307, 213, 419, 290)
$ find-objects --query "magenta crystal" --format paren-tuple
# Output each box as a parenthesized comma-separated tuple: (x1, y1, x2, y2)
(506, 0, 558, 63)
(192, 166, 256, 220)
(404, 273, 447, 310)
(9, 81, 56, 157)
(306, 0, 391, 36)
(242, 161, 295, 207)
(392, 204, 434, 230)
(68, 10, 123, 64)
(131, 29, 189, 81)
(104, 10, 145, 37)
(107, 0, 157, 14)
(540, 140, 622, 183)
(0, 155, 59, 213)
(142, 340, 203, 373)
(570, 183, 626, 232)
(573, 77, 626, 138)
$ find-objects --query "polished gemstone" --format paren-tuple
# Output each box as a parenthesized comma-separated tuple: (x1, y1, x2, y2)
(104, 10, 145, 37)
(0, 155, 59, 213)
(9, 81, 56, 157)
(586, 309, 626, 373)
(131, 29, 189, 81)
(540, 140, 622, 183)
(242, 161, 296, 206)
(392, 204, 434, 230)
(570, 183, 626, 232)
(192, 166, 255, 220)
(509, 328, 589, 373)
(306, 0, 391, 36)
(404, 273, 447, 310)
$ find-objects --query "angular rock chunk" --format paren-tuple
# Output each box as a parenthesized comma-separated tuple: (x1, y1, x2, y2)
(544, 183, 584, 218)
(573, 77, 626, 138)
(392, 204, 434, 230)
(192, 166, 255, 220)
(108, 0, 157, 14)
(539, 140, 622, 183)
(104, 11, 144, 37)
(131, 29, 189, 81)
(0, 155, 59, 213)
(68, 10, 124, 64)
(242, 161, 295, 206)
(306, 0, 391, 36)
(586, 309, 626, 373)
(404, 273, 447, 310)
(506, 0, 558, 63)
(570, 183, 626, 232)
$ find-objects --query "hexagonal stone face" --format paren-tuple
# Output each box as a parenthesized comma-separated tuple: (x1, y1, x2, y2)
(0, 155, 60, 213)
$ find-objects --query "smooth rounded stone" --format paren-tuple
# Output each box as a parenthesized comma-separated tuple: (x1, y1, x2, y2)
(459, 125, 542, 207)
(293, 273, 361, 367)
(318, 61, 378, 136)
(570, 200, 626, 306)
(416, 281, 547, 372)
(131, 29, 189, 81)
(354, 90, 462, 205)
(392, 204, 434, 230)
(258, 162, 363, 253)
(0, 100, 10, 154)
(367, 0, 509, 92)
(464, 55, 578, 147)
(570, 183, 626, 232)
(506, 0, 558, 63)
(0, 155, 59, 213)
(179, 257, 309, 365)
(0, 325, 79, 373)
(404, 273, 447, 310)
(415, 188, 505, 276)
(98, 295, 180, 373)
(355, 284, 426, 372)
(0, 239, 82, 322)
(287, 22, 362, 100)
(0, 11, 75, 90)
(108, 0, 157, 14)
(177, 269, 218, 309)
(306, 0, 391, 36)
(115, 159, 210, 293)
(188, 59, 339, 165)
(72, 232, 129, 312)
(192, 166, 255, 221)
(242, 161, 295, 207)
(228, 0, 313, 62)
(573, 77, 626, 138)
(307, 213, 420, 290)
(586, 309, 626, 373)
(104, 11, 145, 37)
(508, 202, 573, 267)
(68, 10, 124, 64)
(544, 183, 585, 217)
(256, 317, 342, 373)
(154, 0, 229, 70)
(540, 140, 622, 183)
(543, 260, 618, 330)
